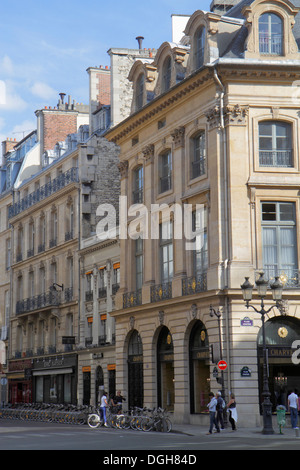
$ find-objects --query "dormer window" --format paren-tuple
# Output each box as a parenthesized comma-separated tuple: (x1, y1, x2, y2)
(259, 13, 283, 55)
(162, 56, 172, 93)
(194, 26, 206, 69)
(136, 74, 144, 110)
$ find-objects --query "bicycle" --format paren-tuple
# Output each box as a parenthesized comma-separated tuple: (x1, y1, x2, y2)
(141, 407, 172, 432)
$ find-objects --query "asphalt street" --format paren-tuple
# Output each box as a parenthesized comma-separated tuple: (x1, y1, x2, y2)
(0, 419, 299, 455)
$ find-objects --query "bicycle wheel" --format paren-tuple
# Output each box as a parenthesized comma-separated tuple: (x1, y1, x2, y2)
(164, 417, 172, 432)
(87, 413, 102, 428)
(141, 417, 153, 432)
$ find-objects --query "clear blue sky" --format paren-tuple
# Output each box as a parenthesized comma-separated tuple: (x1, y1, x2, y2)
(0, 0, 211, 151)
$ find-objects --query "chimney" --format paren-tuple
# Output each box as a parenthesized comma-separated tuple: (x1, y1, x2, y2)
(136, 36, 144, 49)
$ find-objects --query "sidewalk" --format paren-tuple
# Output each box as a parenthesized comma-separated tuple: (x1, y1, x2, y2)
(172, 422, 300, 439)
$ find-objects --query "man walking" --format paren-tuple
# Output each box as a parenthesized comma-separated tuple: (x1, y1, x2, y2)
(207, 392, 220, 434)
(216, 391, 225, 430)
(288, 389, 299, 429)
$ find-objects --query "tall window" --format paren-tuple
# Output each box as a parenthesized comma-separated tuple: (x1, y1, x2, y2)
(136, 74, 144, 110)
(259, 121, 292, 167)
(162, 56, 172, 93)
(191, 131, 206, 178)
(261, 202, 297, 284)
(133, 165, 143, 203)
(194, 26, 206, 69)
(160, 220, 173, 283)
(135, 238, 143, 291)
(259, 13, 283, 55)
(193, 206, 208, 275)
(160, 150, 172, 193)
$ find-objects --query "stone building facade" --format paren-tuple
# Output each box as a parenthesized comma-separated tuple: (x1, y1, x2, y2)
(105, 0, 300, 427)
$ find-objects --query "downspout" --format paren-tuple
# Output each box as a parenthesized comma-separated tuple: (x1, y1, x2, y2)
(211, 66, 232, 395)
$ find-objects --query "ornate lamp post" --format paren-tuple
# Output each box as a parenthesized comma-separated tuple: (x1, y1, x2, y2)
(241, 272, 283, 435)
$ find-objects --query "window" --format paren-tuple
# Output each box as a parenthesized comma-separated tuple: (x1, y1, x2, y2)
(191, 131, 206, 178)
(133, 166, 143, 203)
(193, 206, 208, 275)
(162, 56, 171, 93)
(259, 13, 283, 55)
(194, 26, 206, 69)
(259, 121, 292, 167)
(160, 150, 172, 193)
(136, 74, 144, 110)
(261, 202, 298, 284)
(135, 238, 143, 291)
(160, 221, 173, 283)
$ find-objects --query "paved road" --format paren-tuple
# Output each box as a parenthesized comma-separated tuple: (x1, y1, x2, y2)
(0, 419, 299, 455)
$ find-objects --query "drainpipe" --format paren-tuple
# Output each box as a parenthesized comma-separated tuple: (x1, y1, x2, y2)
(211, 66, 232, 395)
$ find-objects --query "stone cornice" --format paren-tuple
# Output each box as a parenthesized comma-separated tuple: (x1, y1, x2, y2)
(105, 68, 214, 144)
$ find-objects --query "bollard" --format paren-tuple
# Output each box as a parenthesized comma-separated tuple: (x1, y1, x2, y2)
(295, 428, 300, 438)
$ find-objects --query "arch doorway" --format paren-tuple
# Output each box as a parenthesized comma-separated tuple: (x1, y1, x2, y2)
(128, 330, 143, 408)
(257, 316, 300, 412)
(157, 326, 174, 411)
(189, 320, 210, 413)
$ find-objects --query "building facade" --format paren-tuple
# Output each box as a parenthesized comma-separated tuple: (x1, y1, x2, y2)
(105, 0, 300, 427)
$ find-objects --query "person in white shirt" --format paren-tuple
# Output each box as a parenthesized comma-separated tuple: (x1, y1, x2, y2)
(207, 392, 220, 434)
(288, 389, 299, 429)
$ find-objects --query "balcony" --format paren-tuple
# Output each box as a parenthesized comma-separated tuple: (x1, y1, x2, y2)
(123, 289, 142, 308)
(9, 167, 79, 218)
(182, 272, 207, 296)
(150, 282, 172, 303)
(256, 268, 300, 289)
(259, 149, 293, 167)
(16, 290, 61, 315)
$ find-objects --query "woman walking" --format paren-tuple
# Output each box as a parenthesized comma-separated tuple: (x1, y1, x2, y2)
(227, 393, 238, 431)
(100, 391, 108, 427)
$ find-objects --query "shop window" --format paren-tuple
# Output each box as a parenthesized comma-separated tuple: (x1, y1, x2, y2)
(157, 327, 174, 411)
(189, 321, 210, 413)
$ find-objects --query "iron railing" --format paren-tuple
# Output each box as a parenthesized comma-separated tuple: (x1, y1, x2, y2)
(182, 272, 207, 296)
(16, 290, 61, 315)
(123, 289, 142, 308)
(150, 282, 172, 303)
(9, 167, 79, 218)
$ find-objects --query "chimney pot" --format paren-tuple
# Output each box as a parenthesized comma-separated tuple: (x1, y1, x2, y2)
(136, 36, 144, 49)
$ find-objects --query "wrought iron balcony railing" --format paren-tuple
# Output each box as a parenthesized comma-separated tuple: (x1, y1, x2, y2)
(150, 282, 172, 303)
(123, 289, 142, 308)
(9, 167, 79, 218)
(182, 272, 207, 296)
(16, 290, 61, 314)
(256, 268, 300, 289)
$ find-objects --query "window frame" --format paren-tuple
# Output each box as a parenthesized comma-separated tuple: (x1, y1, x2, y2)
(259, 12, 283, 56)
(258, 120, 293, 168)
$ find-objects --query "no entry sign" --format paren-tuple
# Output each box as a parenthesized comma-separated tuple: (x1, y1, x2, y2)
(217, 360, 227, 371)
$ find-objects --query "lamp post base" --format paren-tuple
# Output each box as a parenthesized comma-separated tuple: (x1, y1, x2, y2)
(262, 400, 274, 435)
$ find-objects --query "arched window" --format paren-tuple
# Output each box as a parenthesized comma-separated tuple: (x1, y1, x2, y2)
(128, 330, 143, 408)
(162, 56, 172, 93)
(259, 13, 283, 55)
(194, 26, 206, 69)
(157, 327, 174, 411)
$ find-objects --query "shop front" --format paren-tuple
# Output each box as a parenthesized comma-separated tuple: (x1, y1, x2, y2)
(32, 353, 77, 404)
(7, 359, 32, 405)
(257, 316, 300, 412)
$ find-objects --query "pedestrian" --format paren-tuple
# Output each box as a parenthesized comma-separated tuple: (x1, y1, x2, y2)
(216, 391, 225, 430)
(227, 393, 238, 431)
(115, 390, 126, 413)
(288, 389, 299, 429)
(100, 391, 108, 427)
(207, 392, 220, 434)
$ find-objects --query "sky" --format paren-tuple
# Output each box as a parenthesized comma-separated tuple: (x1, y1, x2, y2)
(0, 0, 212, 156)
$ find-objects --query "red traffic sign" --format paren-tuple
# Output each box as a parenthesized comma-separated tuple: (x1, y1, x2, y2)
(217, 360, 227, 371)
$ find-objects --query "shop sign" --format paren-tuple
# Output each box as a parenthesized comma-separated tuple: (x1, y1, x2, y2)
(240, 366, 252, 377)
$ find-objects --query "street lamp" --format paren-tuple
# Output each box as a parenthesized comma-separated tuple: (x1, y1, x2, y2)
(241, 272, 283, 435)
(209, 305, 227, 427)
